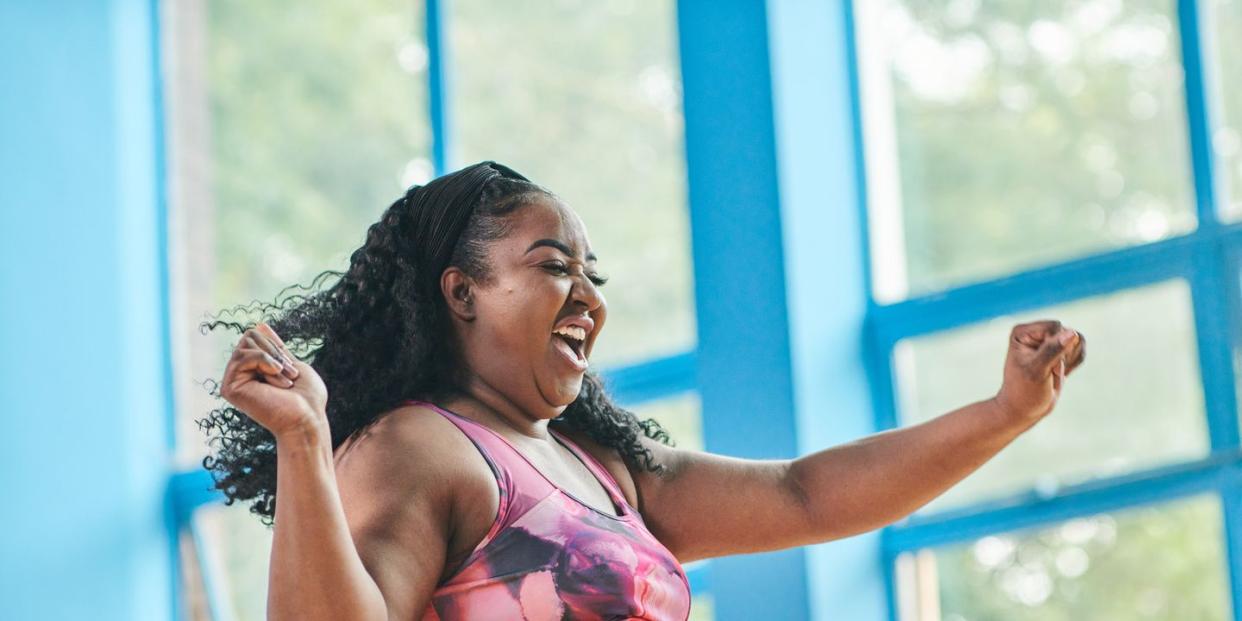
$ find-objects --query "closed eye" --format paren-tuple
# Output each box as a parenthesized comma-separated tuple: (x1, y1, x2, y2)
(542, 262, 608, 287)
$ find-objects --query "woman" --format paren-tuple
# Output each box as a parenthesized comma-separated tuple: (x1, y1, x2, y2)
(204, 161, 1085, 620)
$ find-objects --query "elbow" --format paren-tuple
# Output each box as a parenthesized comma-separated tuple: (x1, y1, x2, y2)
(784, 459, 813, 515)
(784, 459, 828, 542)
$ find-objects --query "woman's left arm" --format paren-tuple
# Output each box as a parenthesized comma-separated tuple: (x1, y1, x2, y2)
(631, 320, 1085, 562)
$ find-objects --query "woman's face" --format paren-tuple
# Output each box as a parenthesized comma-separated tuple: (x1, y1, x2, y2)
(447, 196, 608, 417)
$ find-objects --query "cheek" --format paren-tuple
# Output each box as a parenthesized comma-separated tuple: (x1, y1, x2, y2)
(482, 279, 564, 341)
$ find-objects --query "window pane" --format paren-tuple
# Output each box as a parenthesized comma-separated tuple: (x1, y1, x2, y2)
(688, 590, 716, 621)
(857, 0, 1196, 301)
(630, 391, 704, 452)
(452, 0, 695, 365)
(188, 503, 274, 621)
(896, 281, 1207, 512)
(1212, 0, 1242, 219)
(896, 496, 1230, 620)
(164, 0, 430, 466)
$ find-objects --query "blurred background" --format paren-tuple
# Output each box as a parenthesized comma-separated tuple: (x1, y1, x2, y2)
(4, 0, 1242, 619)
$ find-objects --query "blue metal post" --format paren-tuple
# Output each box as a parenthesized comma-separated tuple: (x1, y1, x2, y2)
(677, 0, 810, 617)
(0, 1, 175, 619)
(426, 0, 455, 175)
(768, 0, 888, 619)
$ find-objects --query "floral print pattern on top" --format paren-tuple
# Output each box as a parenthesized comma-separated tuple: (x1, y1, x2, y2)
(410, 400, 690, 621)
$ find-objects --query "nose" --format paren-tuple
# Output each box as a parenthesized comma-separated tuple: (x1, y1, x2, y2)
(571, 273, 605, 312)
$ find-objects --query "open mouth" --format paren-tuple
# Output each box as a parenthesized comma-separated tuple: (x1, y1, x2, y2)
(552, 325, 588, 366)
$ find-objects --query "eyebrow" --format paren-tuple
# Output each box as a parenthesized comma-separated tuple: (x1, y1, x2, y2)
(525, 238, 597, 262)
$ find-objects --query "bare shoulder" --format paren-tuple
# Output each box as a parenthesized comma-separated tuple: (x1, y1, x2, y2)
(330, 403, 498, 617)
(335, 402, 489, 492)
(558, 425, 680, 512)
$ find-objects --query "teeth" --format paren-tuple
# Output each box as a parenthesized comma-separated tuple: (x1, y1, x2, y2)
(553, 326, 587, 341)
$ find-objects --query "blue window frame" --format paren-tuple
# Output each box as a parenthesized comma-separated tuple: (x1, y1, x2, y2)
(847, 0, 1242, 618)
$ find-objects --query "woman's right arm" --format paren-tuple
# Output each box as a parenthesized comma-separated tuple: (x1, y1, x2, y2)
(220, 324, 450, 620)
(267, 422, 391, 620)
(267, 418, 454, 621)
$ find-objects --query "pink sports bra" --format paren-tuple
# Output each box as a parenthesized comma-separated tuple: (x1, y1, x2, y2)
(409, 400, 691, 620)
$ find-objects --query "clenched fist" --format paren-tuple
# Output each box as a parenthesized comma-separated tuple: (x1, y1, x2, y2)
(994, 320, 1086, 425)
(219, 323, 328, 439)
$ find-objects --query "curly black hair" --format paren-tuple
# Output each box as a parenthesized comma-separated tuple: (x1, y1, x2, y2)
(198, 161, 673, 525)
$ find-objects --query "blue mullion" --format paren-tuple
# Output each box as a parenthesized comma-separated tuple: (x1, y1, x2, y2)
(147, 0, 183, 617)
(873, 222, 1242, 347)
(881, 547, 902, 621)
(884, 451, 1242, 552)
(599, 351, 697, 406)
(1192, 242, 1242, 450)
(1178, 0, 1223, 227)
(871, 233, 1199, 344)
(426, 0, 454, 175)
(864, 317, 900, 432)
(169, 469, 225, 527)
(1178, 0, 1242, 616)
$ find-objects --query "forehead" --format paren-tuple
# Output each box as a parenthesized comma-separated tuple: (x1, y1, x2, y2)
(506, 196, 593, 254)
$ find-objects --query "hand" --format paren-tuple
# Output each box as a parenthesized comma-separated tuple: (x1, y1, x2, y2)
(993, 320, 1086, 426)
(219, 323, 329, 440)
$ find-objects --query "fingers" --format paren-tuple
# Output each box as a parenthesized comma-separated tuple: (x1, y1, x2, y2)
(1012, 320, 1062, 348)
(1065, 331, 1087, 376)
(222, 343, 294, 394)
(257, 323, 298, 363)
(1011, 319, 1086, 379)
(248, 324, 299, 380)
(1029, 327, 1079, 378)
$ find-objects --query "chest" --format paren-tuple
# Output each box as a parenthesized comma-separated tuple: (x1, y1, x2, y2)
(440, 435, 628, 580)
(430, 491, 690, 621)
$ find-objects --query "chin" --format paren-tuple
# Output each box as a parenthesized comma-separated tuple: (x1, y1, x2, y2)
(543, 375, 585, 408)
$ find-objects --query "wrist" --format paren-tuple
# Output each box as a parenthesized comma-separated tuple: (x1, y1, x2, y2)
(988, 393, 1043, 432)
(274, 416, 331, 450)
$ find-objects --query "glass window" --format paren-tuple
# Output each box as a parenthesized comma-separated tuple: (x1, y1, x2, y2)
(164, 0, 431, 468)
(163, 2, 431, 617)
(895, 496, 1231, 620)
(1211, 0, 1242, 219)
(189, 503, 275, 621)
(895, 280, 1207, 512)
(687, 592, 716, 621)
(451, 0, 696, 366)
(856, 0, 1196, 301)
(629, 391, 705, 452)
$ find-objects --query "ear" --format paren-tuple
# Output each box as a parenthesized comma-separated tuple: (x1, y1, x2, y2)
(441, 266, 477, 321)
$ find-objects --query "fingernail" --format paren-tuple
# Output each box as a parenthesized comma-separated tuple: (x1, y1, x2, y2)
(1059, 330, 1077, 345)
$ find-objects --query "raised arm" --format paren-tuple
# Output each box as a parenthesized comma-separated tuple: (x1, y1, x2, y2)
(629, 320, 1084, 562)
(220, 324, 453, 620)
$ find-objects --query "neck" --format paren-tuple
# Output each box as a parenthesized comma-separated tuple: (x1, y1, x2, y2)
(442, 373, 564, 441)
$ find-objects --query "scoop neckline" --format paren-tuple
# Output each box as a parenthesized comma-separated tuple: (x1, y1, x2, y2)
(421, 401, 632, 522)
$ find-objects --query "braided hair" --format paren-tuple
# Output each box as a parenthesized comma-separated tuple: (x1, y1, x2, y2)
(198, 161, 672, 525)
